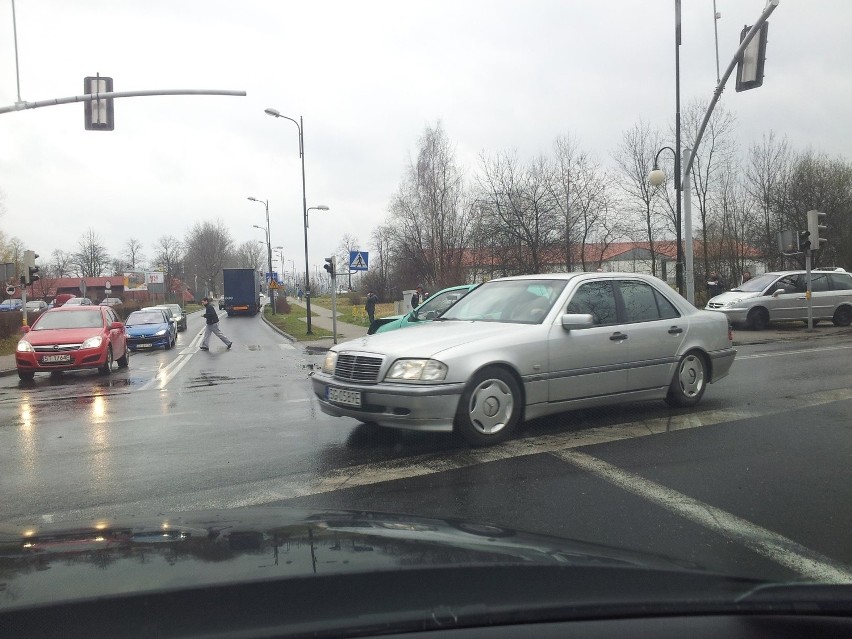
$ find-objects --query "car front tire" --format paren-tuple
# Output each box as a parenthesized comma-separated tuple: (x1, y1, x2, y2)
(18, 370, 35, 381)
(665, 352, 707, 408)
(99, 347, 113, 374)
(746, 307, 769, 331)
(455, 366, 522, 446)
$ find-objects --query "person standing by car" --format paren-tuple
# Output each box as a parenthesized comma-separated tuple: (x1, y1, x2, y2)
(365, 291, 378, 325)
(200, 297, 232, 351)
(741, 270, 752, 285)
(411, 285, 426, 309)
(706, 272, 725, 299)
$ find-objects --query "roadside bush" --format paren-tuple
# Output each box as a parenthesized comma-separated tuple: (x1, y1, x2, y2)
(275, 297, 291, 314)
(0, 313, 22, 339)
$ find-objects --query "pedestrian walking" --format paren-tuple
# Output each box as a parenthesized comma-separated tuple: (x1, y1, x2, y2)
(297, 287, 303, 302)
(365, 291, 378, 324)
(200, 296, 232, 351)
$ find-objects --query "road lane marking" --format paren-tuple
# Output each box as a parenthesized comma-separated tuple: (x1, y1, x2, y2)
(21, 385, 852, 528)
(140, 331, 205, 391)
(738, 343, 852, 360)
(279, 343, 296, 351)
(551, 449, 852, 583)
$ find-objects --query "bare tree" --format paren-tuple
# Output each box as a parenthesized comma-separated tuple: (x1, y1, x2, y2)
(682, 100, 738, 283)
(124, 238, 145, 270)
(386, 122, 472, 289)
(71, 228, 111, 277)
(183, 220, 234, 296)
(233, 240, 265, 271)
(744, 132, 792, 271)
(51, 249, 72, 278)
(335, 233, 361, 290)
(613, 121, 666, 277)
(153, 235, 185, 302)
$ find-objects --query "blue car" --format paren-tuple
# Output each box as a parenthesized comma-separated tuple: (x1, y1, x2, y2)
(369, 284, 478, 334)
(0, 298, 23, 312)
(125, 308, 177, 351)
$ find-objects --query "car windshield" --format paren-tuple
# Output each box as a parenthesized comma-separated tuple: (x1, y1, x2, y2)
(126, 311, 165, 326)
(730, 273, 778, 293)
(441, 280, 567, 323)
(32, 310, 103, 330)
(414, 287, 471, 318)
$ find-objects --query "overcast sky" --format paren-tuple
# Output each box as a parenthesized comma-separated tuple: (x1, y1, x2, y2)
(1, 0, 850, 277)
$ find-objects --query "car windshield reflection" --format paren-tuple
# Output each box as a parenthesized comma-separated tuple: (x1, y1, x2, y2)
(441, 279, 567, 324)
(32, 310, 104, 330)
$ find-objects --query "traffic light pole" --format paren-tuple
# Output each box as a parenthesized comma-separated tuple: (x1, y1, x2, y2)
(805, 250, 813, 331)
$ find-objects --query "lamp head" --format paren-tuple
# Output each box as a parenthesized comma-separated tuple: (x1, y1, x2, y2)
(648, 168, 666, 187)
(264, 108, 281, 117)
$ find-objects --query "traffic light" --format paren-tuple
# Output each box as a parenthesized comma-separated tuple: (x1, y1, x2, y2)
(23, 250, 40, 285)
(735, 22, 769, 93)
(323, 256, 336, 277)
(798, 230, 811, 253)
(807, 210, 827, 251)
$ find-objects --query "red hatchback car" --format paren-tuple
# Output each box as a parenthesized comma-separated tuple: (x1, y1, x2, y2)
(15, 306, 129, 381)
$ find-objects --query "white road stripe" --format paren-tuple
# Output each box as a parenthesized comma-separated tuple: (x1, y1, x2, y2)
(140, 331, 205, 391)
(551, 449, 852, 583)
(738, 343, 852, 360)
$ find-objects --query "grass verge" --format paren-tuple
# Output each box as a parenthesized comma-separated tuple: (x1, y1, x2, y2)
(263, 305, 334, 340)
(310, 297, 397, 326)
(0, 334, 18, 357)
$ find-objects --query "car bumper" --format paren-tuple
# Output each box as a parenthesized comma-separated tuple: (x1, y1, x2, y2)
(16, 347, 108, 373)
(310, 371, 465, 432)
(705, 307, 750, 324)
(708, 347, 736, 382)
(127, 335, 171, 350)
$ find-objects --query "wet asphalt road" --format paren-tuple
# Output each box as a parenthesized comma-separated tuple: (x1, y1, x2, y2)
(1, 312, 850, 583)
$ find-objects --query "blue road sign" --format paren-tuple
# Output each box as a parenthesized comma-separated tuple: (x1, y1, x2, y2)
(265, 272, 279, 283)
(349, 251, 369, 271)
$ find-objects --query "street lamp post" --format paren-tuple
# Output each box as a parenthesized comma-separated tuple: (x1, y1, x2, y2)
(648, 145, 683, 296)
(265, 107, 328, 333)
(249, 197, 275, 315)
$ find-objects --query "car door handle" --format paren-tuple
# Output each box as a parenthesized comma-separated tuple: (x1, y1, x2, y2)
(609, 332, 628, 342)
(668, 326, 683, 334)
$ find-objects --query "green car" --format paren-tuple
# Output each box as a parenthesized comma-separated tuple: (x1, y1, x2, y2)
(369, 284, 478, 334)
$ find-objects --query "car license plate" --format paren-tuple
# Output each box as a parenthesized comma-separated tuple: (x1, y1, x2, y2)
(136, 343, 153, 349)
(327, 387, 362, 407)
(41, 354, 71, 363)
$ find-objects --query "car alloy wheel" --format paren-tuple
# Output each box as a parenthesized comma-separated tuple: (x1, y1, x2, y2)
(665, 352, 707, 408)
(456, 366, 522, 446)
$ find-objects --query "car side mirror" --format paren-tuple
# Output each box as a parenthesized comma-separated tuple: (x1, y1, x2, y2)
(20, 325, 30, 334)
(772, 289, 785, 298)
(110, 321, 124, 330)
(561, 313, 595, 331)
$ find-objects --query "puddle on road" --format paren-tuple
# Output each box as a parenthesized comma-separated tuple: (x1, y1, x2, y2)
(185, 373, 238, 389)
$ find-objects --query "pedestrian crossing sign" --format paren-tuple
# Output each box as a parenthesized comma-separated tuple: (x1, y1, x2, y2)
(268, 280, 280, 290)
(349, 251, 369, 271)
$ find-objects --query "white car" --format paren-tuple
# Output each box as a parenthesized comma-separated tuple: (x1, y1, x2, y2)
(312, 272, 736, 446)
(706, 270, 852, 329)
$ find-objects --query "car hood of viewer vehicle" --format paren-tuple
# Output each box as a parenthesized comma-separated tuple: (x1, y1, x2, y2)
(0, 506, 764, 613)
(22, 326, 103, 347)
(338, 320, 540, 360)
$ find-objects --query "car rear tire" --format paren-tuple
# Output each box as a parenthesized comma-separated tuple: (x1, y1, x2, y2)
(665, 352, 707, 408)
(455, 366, 522, 446)
(116, 346, 129, 368)
(746, 307, 769, 331)
(99, 347, 113, 374)
(18, 370, 35, 381)
(832, 305, 852, 327)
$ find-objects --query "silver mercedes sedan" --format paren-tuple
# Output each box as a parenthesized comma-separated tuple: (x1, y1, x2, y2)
(311, 272, 736, 446)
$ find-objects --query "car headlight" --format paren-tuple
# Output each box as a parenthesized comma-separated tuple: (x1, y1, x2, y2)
(322, 351, 338, 374)
(723, 299, 742, 308)
(82, 336, 103, 349)
(154, 329, 168, 336)
(386, 359, 448, 382)
(17, 340, 33, 352)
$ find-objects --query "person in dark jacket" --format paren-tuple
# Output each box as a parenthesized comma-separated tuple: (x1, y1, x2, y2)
(410, 285, 426, 309)
(200, 297, 232, 351)
(364, 291, 378, 324)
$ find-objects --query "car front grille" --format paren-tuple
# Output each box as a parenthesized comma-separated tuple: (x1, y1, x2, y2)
(707, 302, 725, 309)
(33, 344, 81, 352)
(335, 354, 383, 383)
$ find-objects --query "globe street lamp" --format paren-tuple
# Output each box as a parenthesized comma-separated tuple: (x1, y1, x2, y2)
(249, 197, 276, 315)
(648, 146, 683, 296)
(265, 107, 320, 333)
